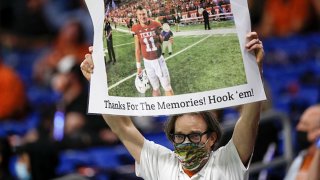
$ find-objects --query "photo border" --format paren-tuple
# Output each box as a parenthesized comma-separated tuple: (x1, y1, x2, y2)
(85, 0, 266, 116)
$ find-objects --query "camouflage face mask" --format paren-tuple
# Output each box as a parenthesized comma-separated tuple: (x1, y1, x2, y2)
(174, 139, 210, 171)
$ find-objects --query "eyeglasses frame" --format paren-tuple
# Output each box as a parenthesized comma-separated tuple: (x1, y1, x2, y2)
(171, 130, 210, 144)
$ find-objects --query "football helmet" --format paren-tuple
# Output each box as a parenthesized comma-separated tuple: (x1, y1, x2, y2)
(135, 70, 150, 93)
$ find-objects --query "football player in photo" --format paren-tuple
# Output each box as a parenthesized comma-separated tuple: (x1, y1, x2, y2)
(132, 6, 174, 97)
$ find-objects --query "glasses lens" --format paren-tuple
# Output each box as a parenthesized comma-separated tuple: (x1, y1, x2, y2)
(188, 133, 201, 143)
(174, 134, 185, 144)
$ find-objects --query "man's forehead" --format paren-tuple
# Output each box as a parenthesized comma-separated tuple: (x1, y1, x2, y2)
(175, 114, 207, 129)
(301, 106, 320, 125)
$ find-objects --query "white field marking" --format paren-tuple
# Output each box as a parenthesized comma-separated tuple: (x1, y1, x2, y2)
(115, 27, 133, 34)
(174, 28, 236, 37)
(108, 34, 213, 90)
(114, 42, 134, 47)
(113, 34, 131, 37)
(163, 34, 212, 62)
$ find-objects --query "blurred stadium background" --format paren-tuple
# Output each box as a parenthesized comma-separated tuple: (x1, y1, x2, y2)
(0, 0, 319, 179)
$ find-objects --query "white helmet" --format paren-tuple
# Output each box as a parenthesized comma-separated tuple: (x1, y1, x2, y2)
(135, 70, 150, 93)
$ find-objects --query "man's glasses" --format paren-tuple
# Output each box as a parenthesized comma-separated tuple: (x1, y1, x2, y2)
(171, 131, 209, 144)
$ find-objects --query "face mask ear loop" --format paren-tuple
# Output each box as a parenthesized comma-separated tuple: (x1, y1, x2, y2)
(204, 138, 210, 145)
(198, 137, 210, 147)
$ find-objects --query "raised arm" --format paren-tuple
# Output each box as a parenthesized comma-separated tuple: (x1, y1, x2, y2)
(134, 35, 142, 75)
(232, 32, 264, 165)
(80, 49, 144, 163)
(102, 114, 144, 163)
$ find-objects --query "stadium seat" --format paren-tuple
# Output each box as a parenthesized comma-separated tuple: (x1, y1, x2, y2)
(0, 112, 39, 138)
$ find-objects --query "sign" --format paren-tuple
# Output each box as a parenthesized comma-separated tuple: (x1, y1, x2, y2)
(85, 0, 266, 116)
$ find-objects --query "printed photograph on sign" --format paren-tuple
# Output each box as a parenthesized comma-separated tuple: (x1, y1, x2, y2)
(101, 0, 245, 97)
(85, 0, 266, 116)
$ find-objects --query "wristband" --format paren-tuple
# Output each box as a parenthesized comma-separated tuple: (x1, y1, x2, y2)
(316, 138, 320, 149)
(136, 62, 141, 69)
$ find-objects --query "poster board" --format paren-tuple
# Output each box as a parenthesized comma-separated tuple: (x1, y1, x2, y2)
(85, 0, 266, 116)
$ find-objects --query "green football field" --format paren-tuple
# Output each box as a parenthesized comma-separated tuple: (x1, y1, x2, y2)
(103, 20, 246, 97)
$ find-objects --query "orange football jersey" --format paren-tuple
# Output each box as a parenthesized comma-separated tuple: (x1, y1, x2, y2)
(132, 20, 162, 60)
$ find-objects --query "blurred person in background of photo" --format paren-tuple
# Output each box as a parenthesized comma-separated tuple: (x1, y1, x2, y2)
(161, 23, 174, 56)
(11, 104, 60, 180)
(0, 0, 55, 49)
(43, 0, 94, 43)
(104, 17, 117, 65)
(13, 131, 59, 180)
(202, 8, 211, 30)
(50, 56, 119, 149)
(0, 57, 29, 120)
(0, 138, 14, 180)
(33, 19, 89, 86)
(172, 13, 181, 32)
(285, 104, 320, 180)
(249, 0, 320, 38)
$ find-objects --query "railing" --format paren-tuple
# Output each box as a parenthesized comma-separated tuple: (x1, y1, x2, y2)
(222, 109, 294, 176)
(56, 110, 294, 178)
(251, 110, 293, 175)
(180, 12, 234, 25)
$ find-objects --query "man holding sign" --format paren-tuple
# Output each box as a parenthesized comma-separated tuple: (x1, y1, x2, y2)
(81, 32, 264, 179)
(132, 6, 174, 97)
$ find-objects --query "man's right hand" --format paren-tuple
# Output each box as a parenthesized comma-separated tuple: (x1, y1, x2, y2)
(137, 67, 142, 75)
(80, 47, 94, 81)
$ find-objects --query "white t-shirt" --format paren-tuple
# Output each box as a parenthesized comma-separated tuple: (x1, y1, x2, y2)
(136, 139, 250, 180)
(284, 150, 307, 180)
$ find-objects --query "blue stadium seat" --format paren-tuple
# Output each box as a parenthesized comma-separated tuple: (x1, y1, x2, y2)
(56, 145, 130, 176)
(0, 112, 39, 138)
(144, 132, 173, 150)
(56, 150, 95, 175)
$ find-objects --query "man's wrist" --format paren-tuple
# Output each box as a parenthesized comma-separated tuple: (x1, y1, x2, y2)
(136, 62, 141, 69)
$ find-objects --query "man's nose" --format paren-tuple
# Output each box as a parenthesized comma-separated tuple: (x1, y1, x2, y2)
(184, 137, 191, 143)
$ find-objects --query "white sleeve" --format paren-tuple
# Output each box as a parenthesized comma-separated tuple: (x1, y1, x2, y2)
(135, 139, 173, 179)
(214, 140, 250, 179)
